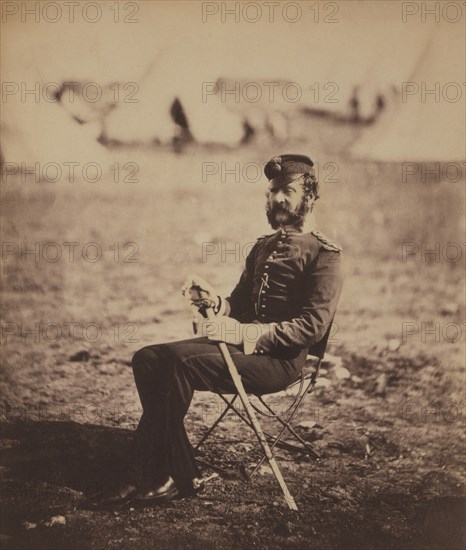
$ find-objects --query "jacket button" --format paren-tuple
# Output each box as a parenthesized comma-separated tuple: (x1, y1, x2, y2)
(265, 265, 269, 269)
(261, 290, 265, 294)
(261, 305, 266, 308)
(259, 350, 264, 355)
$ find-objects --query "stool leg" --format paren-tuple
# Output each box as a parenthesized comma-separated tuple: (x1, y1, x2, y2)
(248, 395, 320, 478)
(195, 394, 238, 450)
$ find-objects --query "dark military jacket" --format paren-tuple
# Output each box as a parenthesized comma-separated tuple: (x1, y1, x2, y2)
(226, 227, 343, 358)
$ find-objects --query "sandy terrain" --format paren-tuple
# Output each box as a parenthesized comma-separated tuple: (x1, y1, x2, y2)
(1, 115, 465, 549)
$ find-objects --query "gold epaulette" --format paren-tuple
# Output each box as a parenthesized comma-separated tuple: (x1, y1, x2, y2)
(311, 230, 342, 252)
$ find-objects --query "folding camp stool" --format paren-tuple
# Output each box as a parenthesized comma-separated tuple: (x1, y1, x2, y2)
(195, 322, 333, 479)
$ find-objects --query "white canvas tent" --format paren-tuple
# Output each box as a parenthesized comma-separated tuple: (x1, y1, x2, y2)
(1, 1, 464, 163)
(351, 23, 465, 162)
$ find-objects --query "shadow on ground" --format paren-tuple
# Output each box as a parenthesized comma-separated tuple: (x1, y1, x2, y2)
(1, 420, 465, 550)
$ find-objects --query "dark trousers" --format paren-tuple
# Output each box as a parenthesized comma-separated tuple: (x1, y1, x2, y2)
(130, 336, 308, 492)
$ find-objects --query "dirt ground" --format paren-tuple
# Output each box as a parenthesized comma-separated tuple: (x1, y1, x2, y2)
(1, 115, 465, 549)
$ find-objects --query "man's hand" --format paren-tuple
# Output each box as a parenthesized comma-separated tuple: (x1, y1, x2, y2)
(181, 274, 219, 310)
(200, 316, 243, 346)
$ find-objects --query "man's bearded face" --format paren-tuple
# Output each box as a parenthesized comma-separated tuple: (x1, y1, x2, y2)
(265, 177, 311, 230)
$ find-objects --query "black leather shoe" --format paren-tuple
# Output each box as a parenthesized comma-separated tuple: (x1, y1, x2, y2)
(133, 475, 179, 503)
(91, 483, 137, 508)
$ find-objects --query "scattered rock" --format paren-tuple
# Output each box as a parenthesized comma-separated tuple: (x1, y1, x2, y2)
(284, 387, 300, 397)
(297, 420, 322, 430)
(97, 364, 115, 375)
(21, 521, 37, 530)
(334, 366, 351, 380)
(379, 522, 392, 534)
(316, 377, 332, 388)
(322, 354, 343, 369)
(200, 472, 219, 484)
(69, 350, 90, 362)
(440, 303, 459, 316)
(387, 339, 401, 352)
(374, 373, 387, 396)
(0, 439, 20, 449)
(44, 515, 66, 527)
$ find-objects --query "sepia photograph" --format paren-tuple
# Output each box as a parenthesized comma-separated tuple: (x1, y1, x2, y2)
(0, 1, 465, 548)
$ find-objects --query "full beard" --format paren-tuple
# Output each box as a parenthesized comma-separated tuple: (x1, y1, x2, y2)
(266, 199, 310, 230)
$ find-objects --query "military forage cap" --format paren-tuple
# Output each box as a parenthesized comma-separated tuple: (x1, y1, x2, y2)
(264, 154, 315, 181)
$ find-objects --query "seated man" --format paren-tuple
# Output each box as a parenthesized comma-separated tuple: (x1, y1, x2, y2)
(102, 153, 343, 506)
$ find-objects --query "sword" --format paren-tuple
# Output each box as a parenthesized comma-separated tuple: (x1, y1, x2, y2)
(190, 286, 298, 511)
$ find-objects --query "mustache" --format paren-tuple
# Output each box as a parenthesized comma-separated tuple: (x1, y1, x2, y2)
(266, 197, 309, 230)
(270, 202, 294, 213)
